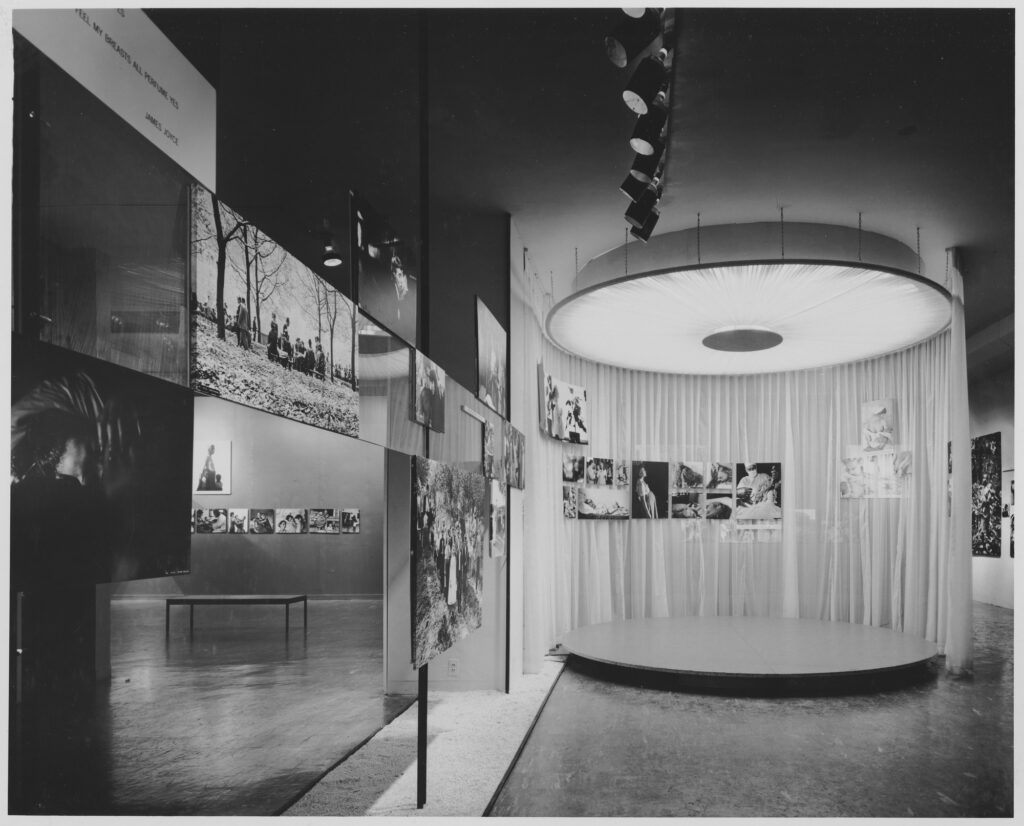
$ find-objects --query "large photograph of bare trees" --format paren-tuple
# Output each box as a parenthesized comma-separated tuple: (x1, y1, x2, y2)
(412, 456, 488, 668)
(190, 185, 359, 436)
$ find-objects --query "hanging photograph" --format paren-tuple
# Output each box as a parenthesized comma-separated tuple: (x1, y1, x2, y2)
(538, 366, 589, 444)
(476, 297, 508, 418)
(861, 398, 896, 453)
(490, 480, 508, 557)
(410, 350, 446, 433)
(562, 454, 585, 483)
(341, 509, 361, 534)
(563, 485, 579, 518)
(11, 338, 192, 584)
(631, 461, 669, 519)
(971, 432, 1001, 557)
(228, 509, 249, 534)
(705, 462, 733, 490)
(355, 311, 412, 448)
(842, 448, 911, 498)
(308, 508, 341, 534)
(613, 460, 631, 488)
(483, 420, 496, 479)
(505, 423, 526, 490)
(192, 440, 231, 494)
(412, 456, 488, 668)
(585, 457, 614, 486)
(351, 192, 418, 347)
(275, 508, 308, 534)
(670, 491, 703, 519)
(735, 462, 783, 520)
(194, 508, 227, 533)
(671, 461, 705, 493)
(578, 486, 631, 519)
(840, 456, 866, 498)
(1003, 474, 1014, 558)
(248, 509, 276, 534)
(704, 492, 734, 519)
(191, 183, 359, 438)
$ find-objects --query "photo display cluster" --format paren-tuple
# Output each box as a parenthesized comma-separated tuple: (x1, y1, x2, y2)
(192, 507, 360, 535)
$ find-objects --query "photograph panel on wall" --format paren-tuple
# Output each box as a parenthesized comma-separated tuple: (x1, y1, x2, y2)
(505, 423, 526, 490)
(192, 439, 231, 494)
(191, 183, 359, 438)
(861, 397, 896, 453)
(585, 457, 615, 486)
(342, 509, 361, 534)
(631, 461, 669, 519)
(248, 509, 276, 534)
(578, 486, 631, 520)
(670, 491, 703, 519)
(351, 192, 418, 347)
(476, 297, 507, 418)
(275, 508, 308, 534)
(490, 480, 508, 557)
(355, 311, 413, 449)
(227, 509, 249, 534)
(735, 462, 782, 520)
(670, 461, 705, 494)
(971, 432, 1002, 557)
(562, 453, 585, 483)
(483, 420, 496, 479)
(11, 337, 193, 584)
(840, 455, 866, 498)
(613, 460, 631, 488)
(410, 350, 446, 433)
(705, 461, 733, 490)
(411, 456, 488, 668)
(308, 508, 341, 534)
(538, 365, 589, 444)
(1003, 472, 1014, 558)
(195, 508, 227, 534)
(563, 484, 579, 518)
(704, 492, 734, 519)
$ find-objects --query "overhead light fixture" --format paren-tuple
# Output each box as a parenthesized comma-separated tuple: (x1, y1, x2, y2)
(322, 240, 342, 268)
(629, 206, 660, 243)
(605, 8, 663, 68)
(624, 177, 662, 227)
(628, 150, 663, 183)
(629, 106, 667, 155)
(622, 49, 669, 115)
(620, 173, 649, 202)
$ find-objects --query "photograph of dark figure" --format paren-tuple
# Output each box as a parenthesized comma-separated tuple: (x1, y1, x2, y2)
(411, 350, 446, 432)
(631, 461, 668, 519)
(341, 509, 360, 534)
(193, 440, 231, 494)
(476, 297, 507, 418)
(248, 509, 276, 534)
(228, 509, 248, 533)
(194, 508, 227, 533)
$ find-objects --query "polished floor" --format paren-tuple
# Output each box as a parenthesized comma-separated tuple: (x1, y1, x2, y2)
(11, 598, 394, 816)
(491, 602, 1013, 818)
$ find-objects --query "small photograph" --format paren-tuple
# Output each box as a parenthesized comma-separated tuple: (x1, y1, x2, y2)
(862, 398, 896, 453)
(193, 439, 231, 494)
(613, 460, 631, 488)
(477, 297, 508, 418)
(539, 366, 590, 444)
(194, 508, 227, 533)
(971, 432, 1001, 557)
(670, 461, 705, 493)
(248, 509, 276, 534)
(703, 493, 733, 519)
(562, 454, 585, 483)
(840, 456, 866, 498)
(275, 508, 308, 534)
(670, 491, 703, 519)
(190, 510, 195, 533)
(483, 420, 496, 479)
(505, 423, 526, 490)
(227, 509, 249, 534)
(411, 350, 446, 433)
(577, 486, 631, 519)
(342, 509, 361, 534)
(563, 484, 579, 518)
(308, 508, 341, 534)
(490, 480, 507, 557)
(705, 462, 733, 490)
(735, 462, 782, 520)
(631, 461, 669, 519)
(584, 458, 614, 486)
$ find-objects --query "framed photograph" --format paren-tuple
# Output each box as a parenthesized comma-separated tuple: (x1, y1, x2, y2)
(584, 457, 614, 486)
(972, 432, 1001, 557)
(483, 420, 496, 479)
(563, 484, 579, 518)
(670, 491, 703, 519)
(631, 461, 668, 519)
(412, 456, 488, 668)
(538, 365, 589, 444)
(194, 508, 227, 533)
(505, 422, 526, 490)
(578, 486, 630, 519)
(840, 456, 866, 499)
(704, 493, 733, 519)
(490, 480, 507, 557)
(248, 509, 276, 534)
(275, 508, 308, 534)
(341, 509, 361, 534)
(410, 350, 446, 433)
(193, 440, 231, 494)
(562, 454, 585, 483)
(476, 297, 507, 418)
(862, 398, 896, 453)
(227, 509, 249, 534)
(613, 460, 631, 488)
(308, 508, 341, 534)
(670, 461, 704, 493)
(705, 462, 733, 490)
(735, 462, 782, 520)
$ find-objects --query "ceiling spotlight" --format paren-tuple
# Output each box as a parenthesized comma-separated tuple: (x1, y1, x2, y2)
(620, 173, 649, 202)
(621, 8, 646, 18)
(629, 207, 660, 242)
(628, 150, 663, 183)
(625, 177, 662, 228)
(322, 240, 342, 268)
(622, 49, 669, 115)
(605, 8, 663, 69)
(629, 106, 667, 155)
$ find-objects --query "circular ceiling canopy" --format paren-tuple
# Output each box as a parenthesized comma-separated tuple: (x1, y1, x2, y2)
(547, 261, 951, 375)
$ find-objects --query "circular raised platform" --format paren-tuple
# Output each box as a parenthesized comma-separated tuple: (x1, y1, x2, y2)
(560, 616, 938, 694)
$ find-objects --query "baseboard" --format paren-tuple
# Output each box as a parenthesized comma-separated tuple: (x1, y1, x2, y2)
(110, 593, 383, 601)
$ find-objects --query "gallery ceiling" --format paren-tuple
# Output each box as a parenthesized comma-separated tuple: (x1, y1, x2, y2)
(150, 8, 1014, 378)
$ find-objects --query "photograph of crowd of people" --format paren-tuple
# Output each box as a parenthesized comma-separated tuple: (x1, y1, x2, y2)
(861, 398, 896, 453)
(351, 192, 418, 347)
(194, 508, 228, 533)
(228, 509, 249, 533)
(191, 184, 359, 437)
(12, 338, 193, 585)
(735, 462, 783, 520)
(341, 509, 361, 534)
(412, 456, 489, 668)
(308, 508, 341, 534)
(411, 350, 446, 432)
(972, 432, 1002, 557)
(578, 486, 631, 519)
(631, 461, 669, 519)
(671, 461, 705, 493)
(539, 368, 589, 444)
(490, 480, 507, 557)
(505, 423, 526, 490)
(476, 298, 507, 418)
(483, 420, 496, 479)
(193, 440, 231, 494)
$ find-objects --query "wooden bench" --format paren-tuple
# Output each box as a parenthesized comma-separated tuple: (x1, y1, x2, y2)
(165, 595, 308, 640)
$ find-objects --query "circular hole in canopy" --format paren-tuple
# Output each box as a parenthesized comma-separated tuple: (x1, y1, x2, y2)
(702, 327, 783, 352)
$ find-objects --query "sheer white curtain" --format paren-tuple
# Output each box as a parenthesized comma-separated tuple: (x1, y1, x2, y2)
(521, 272, 972, 673)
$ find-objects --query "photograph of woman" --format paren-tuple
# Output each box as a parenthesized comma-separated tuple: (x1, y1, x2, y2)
(631, 461, 668, 519)
(192, 440, 231, 494)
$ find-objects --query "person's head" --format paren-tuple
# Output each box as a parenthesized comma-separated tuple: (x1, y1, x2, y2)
(15, 409, 94, 485)
(208, 444, 215, 456)
(638, 466, 647, 480)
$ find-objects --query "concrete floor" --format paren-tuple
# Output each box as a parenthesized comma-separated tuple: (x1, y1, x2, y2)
(490, 602, 1013, 818)
(10, 598, 389, 815)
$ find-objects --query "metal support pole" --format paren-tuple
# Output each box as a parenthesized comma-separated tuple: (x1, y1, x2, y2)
(417, 663, 428, 808)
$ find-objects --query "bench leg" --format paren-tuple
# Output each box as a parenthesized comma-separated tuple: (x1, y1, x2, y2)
(286, 603, 290, 638)
(304, 597, 308, 637)
(189, 604, 194, 640)
(166, 602, 170, 640)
